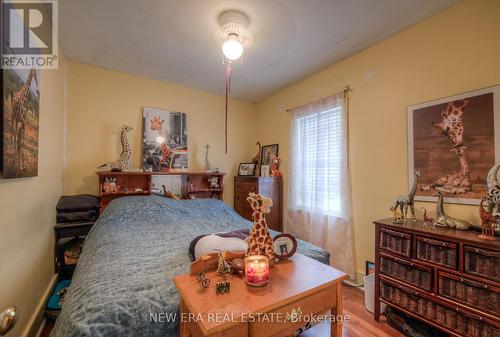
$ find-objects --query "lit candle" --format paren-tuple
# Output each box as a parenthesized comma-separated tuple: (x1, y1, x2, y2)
(245, 255, 269, 287)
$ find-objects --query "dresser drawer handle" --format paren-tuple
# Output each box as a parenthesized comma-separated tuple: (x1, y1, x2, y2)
(467, 247, 500, 258)
(421, 237, 455, 248)
(457, 277, 490, 289)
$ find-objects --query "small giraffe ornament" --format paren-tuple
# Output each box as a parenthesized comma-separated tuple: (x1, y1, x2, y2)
(246, 193, 275, 265)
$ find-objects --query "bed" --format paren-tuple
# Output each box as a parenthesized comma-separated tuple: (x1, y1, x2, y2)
(51, 195, 330, 337)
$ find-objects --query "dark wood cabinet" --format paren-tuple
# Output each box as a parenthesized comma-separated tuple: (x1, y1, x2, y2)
(234, 176, 283, 232)
(374, 218, 500, 337)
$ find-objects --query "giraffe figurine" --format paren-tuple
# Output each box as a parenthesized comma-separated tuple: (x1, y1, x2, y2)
(390, 171, 420, 222)
(11, 68, 38, 171)
(478, 199, 496, 240)
(246, 193, 275, 265)
(434, 192, 471, 230)
(98, 125, 133, 170)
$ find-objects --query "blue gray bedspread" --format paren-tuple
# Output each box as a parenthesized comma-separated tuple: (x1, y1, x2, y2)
(51, 195, 330, 337)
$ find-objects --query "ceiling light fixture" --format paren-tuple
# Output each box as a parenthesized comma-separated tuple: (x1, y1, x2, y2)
(218, 10, 250, 153)
(219, 10, 248, 61)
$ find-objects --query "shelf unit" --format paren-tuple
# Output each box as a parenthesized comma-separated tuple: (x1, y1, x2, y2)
(153, 171, 225, 200)
(97, 171, 152, 212)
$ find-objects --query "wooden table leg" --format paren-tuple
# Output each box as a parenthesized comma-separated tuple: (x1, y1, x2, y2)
(331, 282, 343, 337)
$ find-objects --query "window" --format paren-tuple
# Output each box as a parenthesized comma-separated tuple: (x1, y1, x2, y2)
(289, 92, 348, 217)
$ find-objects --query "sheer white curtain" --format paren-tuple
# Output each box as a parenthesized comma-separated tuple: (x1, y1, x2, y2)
(288, 91, 356, 279)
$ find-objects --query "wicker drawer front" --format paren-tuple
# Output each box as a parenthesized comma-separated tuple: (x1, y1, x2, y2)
(379, 228, 412, 258)
(464, 246, 500, 283)
(380, 278, 499, 337)
(380, 254, 432, 291)
(438, 272, 500, 317)
(416, 236, 457, 269)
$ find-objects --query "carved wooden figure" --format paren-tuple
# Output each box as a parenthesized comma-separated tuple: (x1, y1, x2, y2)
(479, 199, 496, 240)
(434, 192, 471, 230)
(390, 171, 420, 222)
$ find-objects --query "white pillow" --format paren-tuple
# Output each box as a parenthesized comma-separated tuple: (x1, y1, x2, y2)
(194, 234, 248, 260)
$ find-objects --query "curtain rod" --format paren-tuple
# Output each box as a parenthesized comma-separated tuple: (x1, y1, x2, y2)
(285, 86, 352, 112)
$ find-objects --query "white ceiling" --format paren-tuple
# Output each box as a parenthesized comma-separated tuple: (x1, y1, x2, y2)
(60, 0, 459, 102)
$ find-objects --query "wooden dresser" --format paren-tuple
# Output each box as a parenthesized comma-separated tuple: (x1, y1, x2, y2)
(234, 176, 283, 231)
(374, 218, 500, 337)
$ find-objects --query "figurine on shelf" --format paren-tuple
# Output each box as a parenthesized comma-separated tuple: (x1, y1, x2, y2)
(270, 154, 283, 177)
(204, 144, 213, 172)
(252, 141, 261, 166)
(391, 209, 403, 224)
(103, 177, 119, 193)
(434, 192, 471, 230)
(421, 207, 436, 231)
(97, 125, 133, 171)
(390, 171, 420, 222)
(208, 176, 219, 189)
(479, 199, 497, 240)
(215, 250, 233, 276)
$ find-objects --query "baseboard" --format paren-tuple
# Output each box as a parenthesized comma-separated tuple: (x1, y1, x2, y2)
(22, 274, 58, 337)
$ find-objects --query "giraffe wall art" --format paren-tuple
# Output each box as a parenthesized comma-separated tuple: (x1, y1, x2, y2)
(2, 68, 40, 178)
(408, 85, 500, 204)
(142, 107, 188, 172)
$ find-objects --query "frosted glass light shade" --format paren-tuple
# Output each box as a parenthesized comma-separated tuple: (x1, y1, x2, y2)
(222, 39, 243, 61)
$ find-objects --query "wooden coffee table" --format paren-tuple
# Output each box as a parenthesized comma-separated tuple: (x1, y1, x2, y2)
(173, 253, 348, 337)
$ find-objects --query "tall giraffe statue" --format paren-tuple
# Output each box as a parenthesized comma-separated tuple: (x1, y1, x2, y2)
(98, 125, 133, 170)
(11, 68, 38, 170)
(246, 193, 275, 264)
(390, 171, 420, 222)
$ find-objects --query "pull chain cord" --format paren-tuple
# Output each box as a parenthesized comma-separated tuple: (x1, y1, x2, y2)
(225, 62, 232, 154)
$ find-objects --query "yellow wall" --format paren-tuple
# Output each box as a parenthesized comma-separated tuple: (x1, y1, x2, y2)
(256, 0, 500, 276)
(0, 52, 68, 337)
(64, 62, 258, 204)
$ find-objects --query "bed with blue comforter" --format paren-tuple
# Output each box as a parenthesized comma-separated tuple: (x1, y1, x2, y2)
(51, 195, 330, 337)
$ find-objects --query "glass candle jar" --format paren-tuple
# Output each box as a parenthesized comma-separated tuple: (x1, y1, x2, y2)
(245, 255, 270, 287)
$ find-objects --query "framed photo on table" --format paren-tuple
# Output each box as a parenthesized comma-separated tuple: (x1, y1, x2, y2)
(408, 85, 500, 205)
(238, 163, 256, 176)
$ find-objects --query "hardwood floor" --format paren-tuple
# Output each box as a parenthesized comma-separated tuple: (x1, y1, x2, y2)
(40, 285, 402, 337)
(335, 285, 403, 337)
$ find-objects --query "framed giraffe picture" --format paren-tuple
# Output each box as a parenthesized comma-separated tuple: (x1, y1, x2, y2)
(142, 107, 188, 172)
(1, 68, 40, 178)
(408, 85, 500, 205)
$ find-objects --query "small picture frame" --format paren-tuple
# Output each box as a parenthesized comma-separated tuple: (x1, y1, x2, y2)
(260, 165, 270, 177)
(365, 261, 375, 276)
(260, 144, 279, 166)
(273, 234, 297, 260)
(238, 163, 256, 176)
